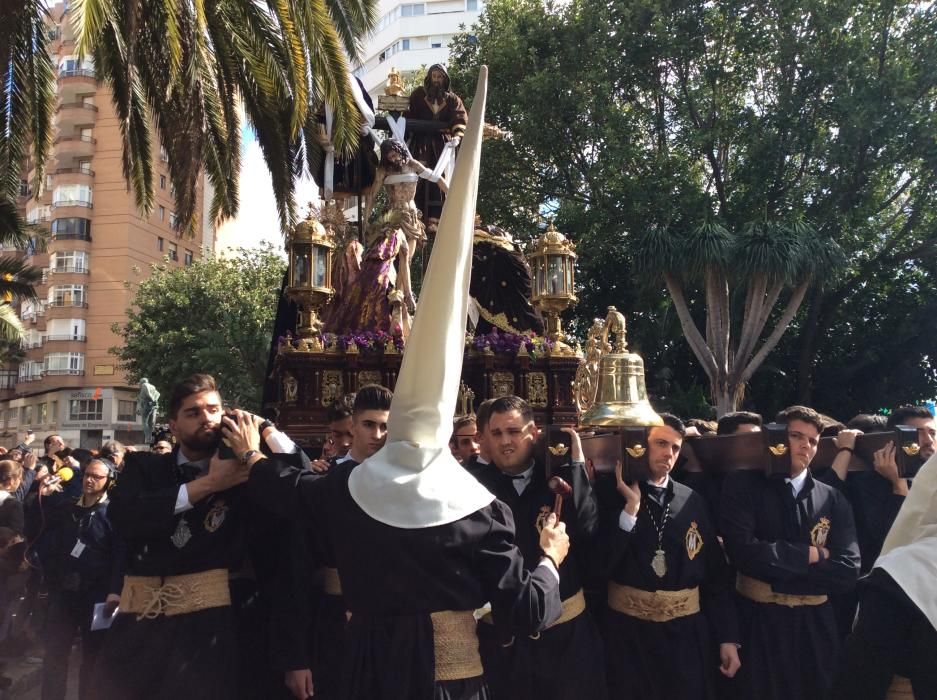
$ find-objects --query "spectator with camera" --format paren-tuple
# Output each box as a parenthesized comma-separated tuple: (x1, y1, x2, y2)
(35, 457, 123, 700)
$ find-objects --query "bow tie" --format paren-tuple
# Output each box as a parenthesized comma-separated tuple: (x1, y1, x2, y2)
(176, 462, 203, 484)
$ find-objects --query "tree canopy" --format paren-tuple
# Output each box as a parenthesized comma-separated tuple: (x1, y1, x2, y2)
(449, 0, 937, 418)
(111, 247, 286, 412)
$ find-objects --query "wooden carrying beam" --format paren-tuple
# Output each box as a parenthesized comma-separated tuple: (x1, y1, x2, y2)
(581, 424, 925, 480)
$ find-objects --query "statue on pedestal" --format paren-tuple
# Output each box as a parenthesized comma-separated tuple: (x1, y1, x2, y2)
(137, 378, 160, 445)
(405, 64, 467, 227)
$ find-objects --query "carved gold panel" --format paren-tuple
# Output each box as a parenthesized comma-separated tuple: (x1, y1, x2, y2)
(357, 370, 382, 389)
(491, 371, 515, 398)
(321, 370, 344, 406)
(527, 372, 548, 408)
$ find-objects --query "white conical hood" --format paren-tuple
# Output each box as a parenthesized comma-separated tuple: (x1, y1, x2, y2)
(874, 452, 937, 631)
(348, 67, 495, 528)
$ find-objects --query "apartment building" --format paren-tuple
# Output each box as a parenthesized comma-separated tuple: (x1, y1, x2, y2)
(2, 3, 215, 450)
(356, 0, 484, 100)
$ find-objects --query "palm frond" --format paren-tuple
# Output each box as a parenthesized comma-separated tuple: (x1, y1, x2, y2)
(0, 303, 26, 343)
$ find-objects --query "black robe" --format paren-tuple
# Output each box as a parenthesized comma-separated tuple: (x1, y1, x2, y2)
(248, 457, 563, 700)
(96, 449, 249, 700)
(603, 479, 738, 700)
(470, 236, 544, 337)
(472, 460, 606, 700)
(270, 458, 356, 700)
(719, 470, 860, 700)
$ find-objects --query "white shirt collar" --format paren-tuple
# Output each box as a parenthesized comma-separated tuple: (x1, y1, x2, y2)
(511, 463, 535, 495)
(176, 449, 210, 472)
(645, 476, 671, 489)
(336, 453, 356, 465)
(786, 468, 809, 497)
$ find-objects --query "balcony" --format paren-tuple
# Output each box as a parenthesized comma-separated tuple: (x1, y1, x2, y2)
(51, 168, 94, 188)
(51, 266, 89, 275)
(44, 335, 87, 343)
(52, 198, 93, 210)
(55, 102, 98, 130)
(53, 135, 96, 159)
(47, 299, 88, 309)
(44, 369, 84, 376)
(51, 232, 91, 243)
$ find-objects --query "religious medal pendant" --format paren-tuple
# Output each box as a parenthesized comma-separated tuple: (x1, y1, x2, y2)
(171, 517, 192, 549)
(651, 549, 667, 578)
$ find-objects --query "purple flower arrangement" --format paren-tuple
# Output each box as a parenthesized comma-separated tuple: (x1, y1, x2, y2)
(468, 328, 554, 359)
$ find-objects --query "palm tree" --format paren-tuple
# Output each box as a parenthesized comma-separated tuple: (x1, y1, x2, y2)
(635, 219, 843, 415)
(70, 0, 376, 234)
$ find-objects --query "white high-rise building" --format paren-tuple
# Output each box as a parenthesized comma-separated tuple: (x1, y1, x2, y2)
(356, 0, 484, 100)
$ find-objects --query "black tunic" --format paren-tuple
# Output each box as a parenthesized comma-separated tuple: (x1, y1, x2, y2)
(472, 460, 606, 700)
(603, 479, 738, 700)
(96, 449, 249, 700)
(719, 470, 860, 700)
(248, 457, 563, 700)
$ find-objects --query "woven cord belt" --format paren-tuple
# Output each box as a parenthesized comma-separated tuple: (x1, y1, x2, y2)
(736, 574, 828, 607)
(322, 567, 342, 597)
(478, 588, 586, 636)
(119, 569, 231, 620)
(607, 582, 700, 622)
(430, 610, 483, 681)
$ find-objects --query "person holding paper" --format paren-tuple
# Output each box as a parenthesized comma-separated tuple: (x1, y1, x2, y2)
(34, 457, 123, 700)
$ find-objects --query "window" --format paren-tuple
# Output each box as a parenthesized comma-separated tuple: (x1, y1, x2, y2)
(0, 370, 15, 390)
(46, 318, 85, 341)
(37, 403, 48, 424)
(159, 175, 166, 190)
(158, 205, 165, 221)
(169, 213, 177, 228)
(27, 206, 51, 224)
(466, 0, 478, 9)
(402, 39, 411, 50)
(52, 250, 89, 273)
(52, 184, 92, 207)
(184, 249, 193, 266)
(48, 284, 87, 307)
(167, 242, 178, 261)
(78, 160, 92, 174)
(21, 405, 32, 426)
(159, 146, 169, 162)
(51, 218, 91, 240)
(80, 127, 94, 142)
(68, 398, 101, 421)
(51, 401, 58, 422)
(118, 400, 136, 422)
(46, 352, 85, 376)
(431, 41, 442, 48)
(401, 3, 424, 16)
(19, 179, 30, 197)
(6, 409, 17, 428)
(157, 237, 164, 252)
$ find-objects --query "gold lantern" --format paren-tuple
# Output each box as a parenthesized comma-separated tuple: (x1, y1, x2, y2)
(529, 222, 577, 354)
(576, 306, 662, 427)
(286, 206, 336, 338)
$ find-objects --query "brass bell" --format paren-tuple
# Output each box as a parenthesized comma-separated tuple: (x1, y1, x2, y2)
(577, 307, 663, 427)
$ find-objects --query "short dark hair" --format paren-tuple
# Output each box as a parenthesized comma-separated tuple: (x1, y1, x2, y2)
(847, 414, 888, 433)
(70, 448, 96, 470)
(819, 415, 846, 437)
(656, 413, 686, 438)
(475, 398, 496, 432)
(100, 440, 126, 459)
(44, 434, 62, 451)
(685, 418, 717, 435)
(450, 416, 477, 445)
(717, 411, 763, 435)
(777, 405, 824, 434)
(488, 396, 534, 425)
(326, 394, 355, 424)
(0, 460, 23, 488)
(353, 385, 393, 414)
(168, 374, 219, 419)
(887, 405, 934, 429)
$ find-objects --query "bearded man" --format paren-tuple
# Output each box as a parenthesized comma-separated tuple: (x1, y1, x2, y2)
(406, 64, 467, 224)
